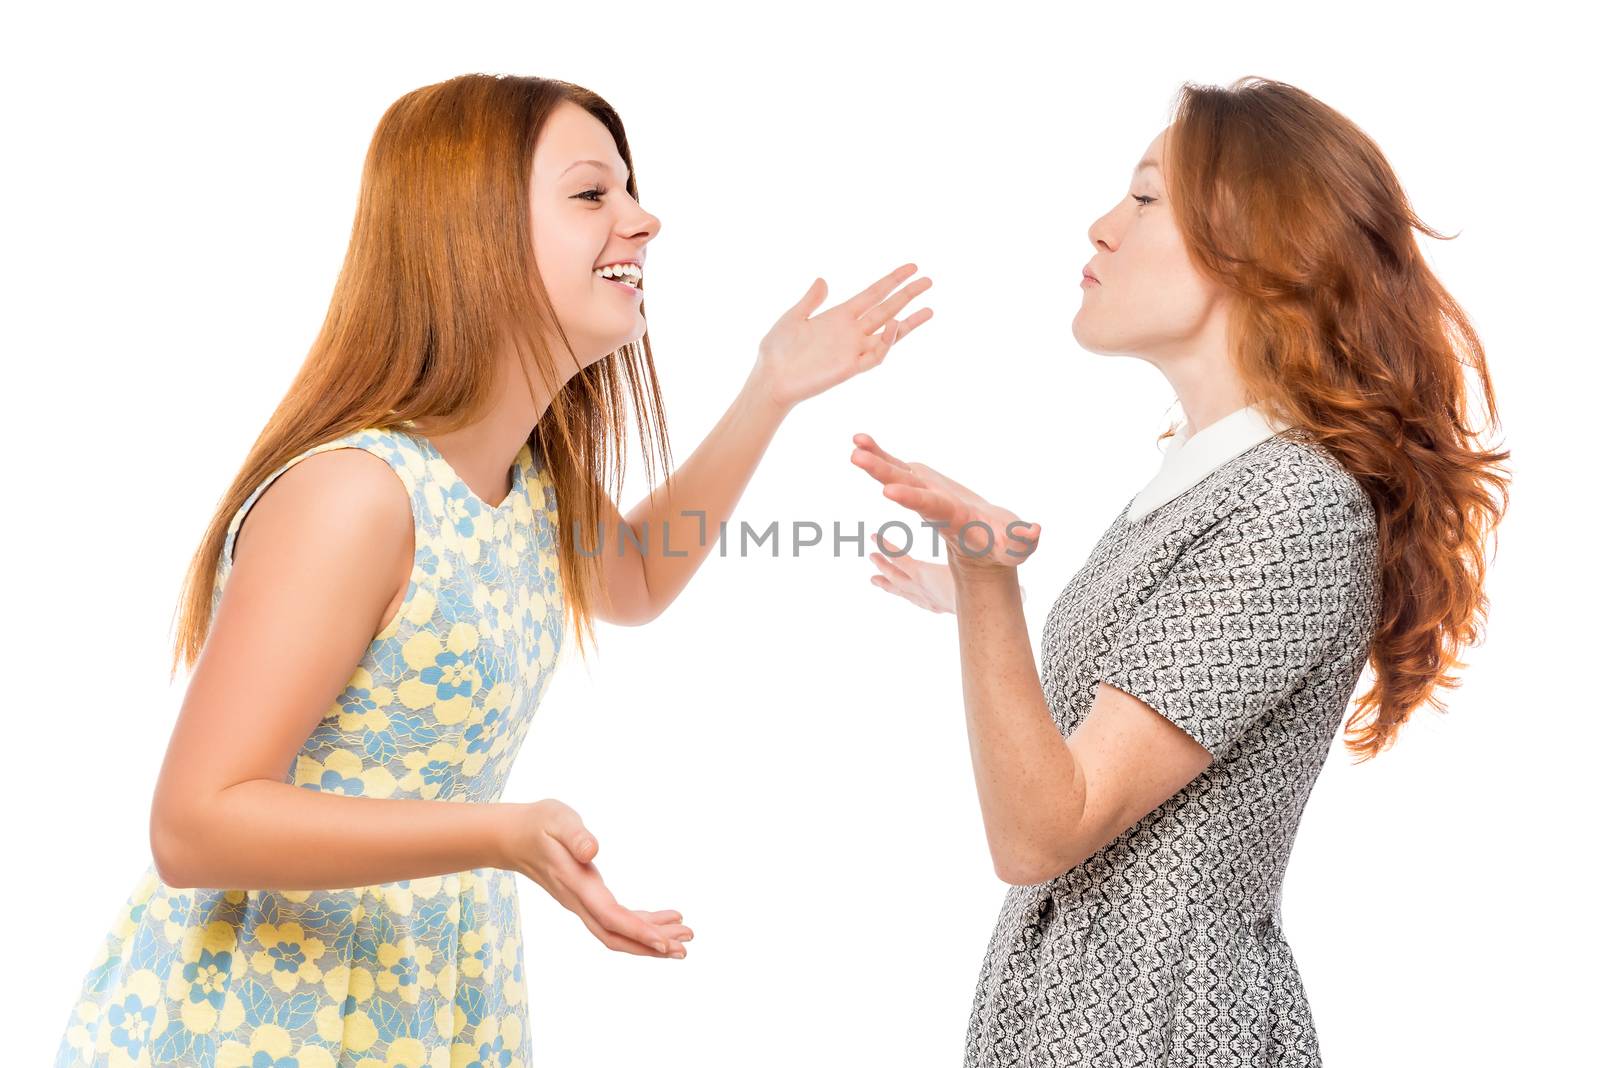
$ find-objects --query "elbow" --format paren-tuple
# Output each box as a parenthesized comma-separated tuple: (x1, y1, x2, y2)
(595, 589, 664, 628)
(149, 804, 199, 888)
(990, 843, 1081, 888)
(992, 853, 1048, 887)
(619, 603, 665, 627)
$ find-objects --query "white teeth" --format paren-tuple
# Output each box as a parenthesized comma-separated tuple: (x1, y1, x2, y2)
(595, 263, 642, 286)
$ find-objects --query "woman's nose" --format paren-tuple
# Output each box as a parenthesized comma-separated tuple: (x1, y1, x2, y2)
(1088, 214, 1116, 253)
(633, 209, 662, 242)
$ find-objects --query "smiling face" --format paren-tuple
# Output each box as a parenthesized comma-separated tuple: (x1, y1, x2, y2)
(1072, 126, 1229, 362)
(529, 100, 661, 372)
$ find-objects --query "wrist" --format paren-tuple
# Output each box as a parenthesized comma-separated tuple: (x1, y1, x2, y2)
(948, 552, 1021, 588)
(489, 802, 532, 876)
(743, 363, 793, 424)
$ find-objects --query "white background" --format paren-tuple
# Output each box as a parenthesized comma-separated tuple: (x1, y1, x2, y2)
(9, 2, 1591, 1064)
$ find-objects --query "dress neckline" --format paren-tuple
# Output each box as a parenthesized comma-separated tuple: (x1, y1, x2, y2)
(396, 427, 529, 513)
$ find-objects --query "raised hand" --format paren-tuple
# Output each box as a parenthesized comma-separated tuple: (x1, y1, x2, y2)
(868, 530, 956, 613)
(753, 263, 933, 413)
(850, 432, 1042, 577)
(508, 799, 693, 959)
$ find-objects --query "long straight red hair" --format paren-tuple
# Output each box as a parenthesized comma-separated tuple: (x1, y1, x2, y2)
(167, 74, 673, 678)
(1163, 76, 1511, 761)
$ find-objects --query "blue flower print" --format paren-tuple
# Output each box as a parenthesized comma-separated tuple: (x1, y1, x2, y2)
(182, 948, 233, 1011)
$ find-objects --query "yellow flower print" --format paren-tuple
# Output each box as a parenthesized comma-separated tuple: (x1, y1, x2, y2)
(165, 920, 246, 1034)
(335, 666, 398, 731)
(94, 969, 169, 1067)
(375, 936, 438, 1004)
(315, 965, 378, 1051)
(294, 748, 400, 799)
(382, 581, 439, 637)
(454, 1011, 523, 1068)
(392, 444, 426, 487)
(433, 959, 458, 1005)
(434, 999, 459, 1045)
(397, 624, 482, 725)
(60, 986, 103, 1062)
(457, 925, 498, 980)
(249, 921, 328, 993)
(471, 582, 512, 648)
(524, 588, 548, 627)
(146, 886, 196, 943)
(217, 1022, 338, 1068)
(356, 1033, 448, 1067)
(462, 682, 513, 775)
(495, 533, 521, 573)
(399, 740, 469, 800)
(103, 868, 160, 947)
(426, 477, 489, 566)
(353, 874, 445, 917)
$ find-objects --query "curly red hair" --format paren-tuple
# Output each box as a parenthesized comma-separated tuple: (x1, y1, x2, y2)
(1163, 76, 1511, 761)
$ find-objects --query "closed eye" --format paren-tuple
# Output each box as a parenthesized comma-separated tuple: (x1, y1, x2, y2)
(575, 186, 606, 203)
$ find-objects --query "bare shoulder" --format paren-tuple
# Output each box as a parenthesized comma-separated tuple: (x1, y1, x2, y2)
(152, 445, 418, 867)
(232, 445, 413, 575)
(226, 444, 416, 651)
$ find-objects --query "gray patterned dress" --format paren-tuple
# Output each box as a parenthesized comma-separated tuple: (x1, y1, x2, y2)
(963, 428, 1382, 1067)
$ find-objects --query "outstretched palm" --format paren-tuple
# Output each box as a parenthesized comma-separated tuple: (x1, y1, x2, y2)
(850, 432, 1042, 575)
(755, 263, 933, 412)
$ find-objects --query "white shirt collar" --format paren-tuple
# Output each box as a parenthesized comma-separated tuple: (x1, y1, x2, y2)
(1125, 403, 1292, 522)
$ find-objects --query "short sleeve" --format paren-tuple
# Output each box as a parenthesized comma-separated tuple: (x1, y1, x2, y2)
(1097, 482, 1355, 759)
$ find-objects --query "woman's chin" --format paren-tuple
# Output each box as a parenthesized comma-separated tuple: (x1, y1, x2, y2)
(589, 326, 646, 359)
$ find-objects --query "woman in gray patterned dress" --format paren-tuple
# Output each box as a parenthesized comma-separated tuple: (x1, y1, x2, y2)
(850, 77, 1509, 1066)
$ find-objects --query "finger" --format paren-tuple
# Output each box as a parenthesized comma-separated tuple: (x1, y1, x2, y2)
(857, 316, 908, 367)
(872, 531, 909, 558)
(593, 923, 680, 957)
(869, 551, 912, 583)
(836, 262, 918, 318)
(786, 277, 828, 321)
(575, 873, 679, 954)
(894, 307, 933, 340)
(633, 909, 683, 925)
(870, 574, 934, 612)
(591, 919, 672, 956)
(870, 572, 921, 604)
(547, 878, 669, 956)
(550, 855, 672, 953)
(850, 447, 917, 487)
(883, 482, 963, 526)
(627, 911, 694, 941)
(883, 569, 938, 611)
(858, 276, 932, 334)
(857, 341, 884, 372)
(542, 807, 600, 864)
(850, 432, 912, 470)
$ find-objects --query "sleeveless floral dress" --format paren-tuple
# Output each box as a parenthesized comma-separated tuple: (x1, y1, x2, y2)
(53, 424, 565, 1068)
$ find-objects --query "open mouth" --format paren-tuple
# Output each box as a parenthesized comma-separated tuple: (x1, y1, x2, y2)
(595, 262, 643, 293)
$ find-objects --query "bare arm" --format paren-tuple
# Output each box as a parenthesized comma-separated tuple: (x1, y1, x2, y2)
(594, 264, 934, 626)
(145, 447, 692, 957)
(949, 566, 1211, 886)
(148, 448, 525, 890)
(850, 433, 1212, 887)
(590, 367, 788, 626)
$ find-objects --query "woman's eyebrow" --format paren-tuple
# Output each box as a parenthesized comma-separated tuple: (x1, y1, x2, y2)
(560, 159, 632, 184)
(1133, 157, 1161, 175)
